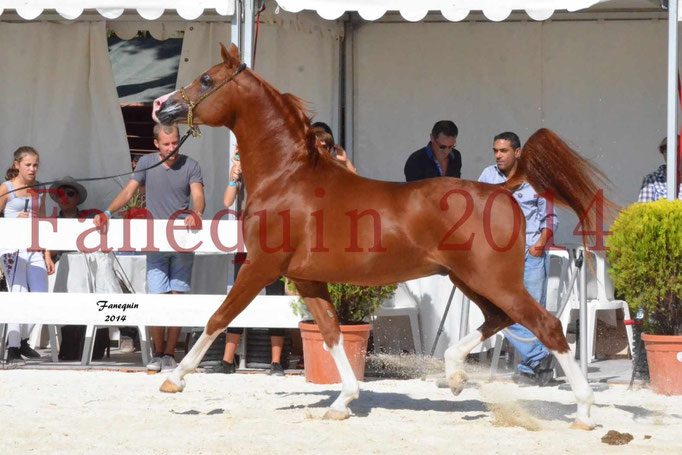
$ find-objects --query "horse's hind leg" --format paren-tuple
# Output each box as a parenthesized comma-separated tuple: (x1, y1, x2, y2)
(160, 262, 276, 393)
(493, 289, 595, 430)
(444, 274, 513, 396)
(294, 280, 359, 420)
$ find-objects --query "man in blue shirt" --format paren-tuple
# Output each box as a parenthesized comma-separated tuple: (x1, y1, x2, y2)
(404, 120, 462, 181)
(478, 131, 557, 386)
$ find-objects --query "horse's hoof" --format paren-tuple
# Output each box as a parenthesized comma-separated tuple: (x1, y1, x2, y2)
(570, 420, 595, 431)
(448, 371, 467, 396)
(323, 409, 350, 420)
(159, 378, 184, 393)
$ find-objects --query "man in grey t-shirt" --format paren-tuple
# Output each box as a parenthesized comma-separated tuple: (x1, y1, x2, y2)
(95, 123, 205, 372)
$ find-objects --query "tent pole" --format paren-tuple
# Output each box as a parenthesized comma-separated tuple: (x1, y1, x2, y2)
(229, 1, 243, 210)
(667, 0, 678, 200)
(243, 0, 255, 68)
(343, 18, 354, 159)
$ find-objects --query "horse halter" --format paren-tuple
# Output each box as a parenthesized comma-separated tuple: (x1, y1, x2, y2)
(179, 62, 247, 137)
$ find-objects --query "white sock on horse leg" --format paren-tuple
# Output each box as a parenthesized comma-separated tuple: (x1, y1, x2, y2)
(325, 335, 360, 414)
(176, 329, 221, 378)
(444, 329, 483, 379)
(551, 350, 595, 429)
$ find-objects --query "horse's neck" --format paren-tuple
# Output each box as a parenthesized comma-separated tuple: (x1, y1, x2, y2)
(233, 135, 306, 195)
(229, 80, 310, 193)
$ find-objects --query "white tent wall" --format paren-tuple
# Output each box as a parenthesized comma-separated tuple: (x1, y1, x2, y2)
(542, 19, 674, 234)
(0, 21, 131, 213)
(255, 10, 342, 136)
(353, 18, 678, 240)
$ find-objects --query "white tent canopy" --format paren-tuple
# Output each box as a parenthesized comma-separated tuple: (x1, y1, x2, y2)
(0, 0, 234, 20)
(276, 0, 607, 22)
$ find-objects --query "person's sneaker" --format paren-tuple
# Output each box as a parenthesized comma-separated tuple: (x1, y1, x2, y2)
(146, 353, 163, 372)
(512, 371, 537, 386)
(19, 339, 41, 358)
(270, 362, 285, 376)
(161, 355, 177, 371)
(6, 347, 26, 365)
(535, 354, 556, 387)
(206, 360, 236, 374)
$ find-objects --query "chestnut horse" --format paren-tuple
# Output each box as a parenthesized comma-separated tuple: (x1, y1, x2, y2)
(152, 43, 613, 430)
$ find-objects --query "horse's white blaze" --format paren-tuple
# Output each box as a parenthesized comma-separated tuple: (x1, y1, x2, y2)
(551, 350, 595, 428)
(166, 329, 221, 388)
(326, 335, 360, 414)
(444, 329, 484, 380)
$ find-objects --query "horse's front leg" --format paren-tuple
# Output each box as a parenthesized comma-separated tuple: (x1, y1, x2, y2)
(294, 280, 359, 420)
(160, 263, 276, 393)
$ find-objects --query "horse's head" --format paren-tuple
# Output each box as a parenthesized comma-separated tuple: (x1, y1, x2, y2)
(152, 43, 245, 128)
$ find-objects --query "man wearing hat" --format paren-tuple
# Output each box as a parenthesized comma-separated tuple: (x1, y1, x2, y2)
(638, 136, 682, 202)
(49, 176, 88, 218)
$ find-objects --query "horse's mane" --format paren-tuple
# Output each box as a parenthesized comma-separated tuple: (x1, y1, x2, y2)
(249, 70, 320, 166)
(281, 93, 320, 166)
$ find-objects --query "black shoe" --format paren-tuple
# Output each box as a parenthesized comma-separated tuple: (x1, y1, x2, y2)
(6, 347, 26, 365)
(19, 339, 41, 358)
(512, 371, 538, 386)
(207, 360, 236, 374)
(270, 362, 285, 376)
(535, 355, 556, 387)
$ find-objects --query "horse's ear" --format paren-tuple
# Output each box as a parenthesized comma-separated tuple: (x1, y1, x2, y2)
(220, 42, 242, 66)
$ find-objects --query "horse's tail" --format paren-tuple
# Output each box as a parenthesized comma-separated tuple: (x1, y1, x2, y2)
(506, 128, 619, 247)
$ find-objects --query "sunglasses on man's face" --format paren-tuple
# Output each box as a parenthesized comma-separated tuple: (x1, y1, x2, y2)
(433, 140, 455, 151)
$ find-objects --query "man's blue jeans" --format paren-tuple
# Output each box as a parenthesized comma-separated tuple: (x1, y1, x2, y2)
(504, 251, 550, 375)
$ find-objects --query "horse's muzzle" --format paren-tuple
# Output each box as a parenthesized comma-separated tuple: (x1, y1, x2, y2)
(153, 94, 187, 125)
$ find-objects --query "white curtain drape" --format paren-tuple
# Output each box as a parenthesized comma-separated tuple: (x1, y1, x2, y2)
(0, 21, 130, 213)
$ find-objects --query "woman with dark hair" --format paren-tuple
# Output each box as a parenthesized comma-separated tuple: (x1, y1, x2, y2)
(311, 122, 357, 174)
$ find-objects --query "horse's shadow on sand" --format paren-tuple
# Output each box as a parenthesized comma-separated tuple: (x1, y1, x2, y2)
(276, 389, 682, 423)
(278, 390, 484, 418)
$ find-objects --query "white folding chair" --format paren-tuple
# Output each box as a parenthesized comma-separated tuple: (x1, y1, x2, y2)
(565, 247, 635, 362)
(373, 283, 422, 355)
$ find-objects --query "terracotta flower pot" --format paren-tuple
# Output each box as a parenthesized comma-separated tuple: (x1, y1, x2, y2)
(299, 321, 371, 384)
(642, 333, 682, 395)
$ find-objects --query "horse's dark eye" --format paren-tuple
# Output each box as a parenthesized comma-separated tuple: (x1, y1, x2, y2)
(200, 74, 212, 87)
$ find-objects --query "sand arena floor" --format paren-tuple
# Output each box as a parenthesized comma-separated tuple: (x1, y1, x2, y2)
(0, 368, 681, 455)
